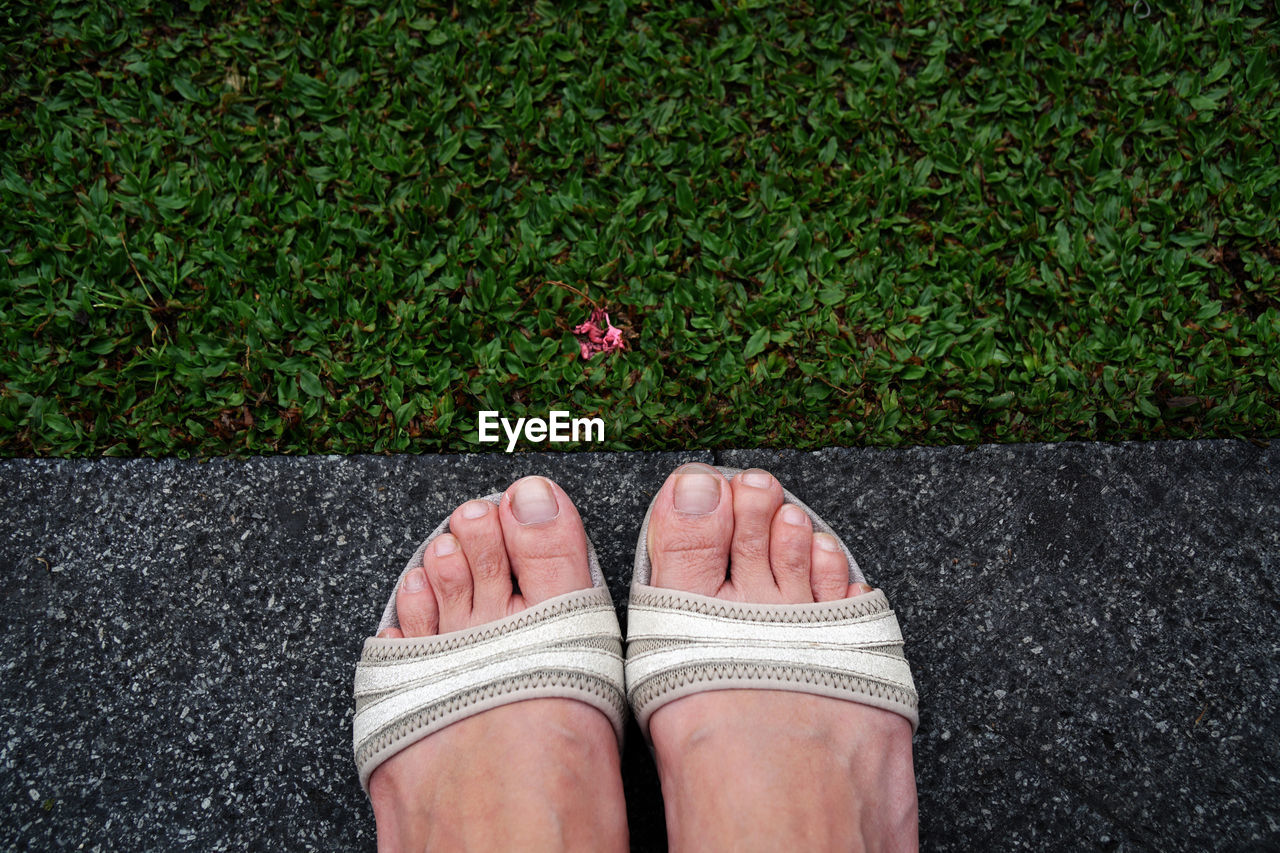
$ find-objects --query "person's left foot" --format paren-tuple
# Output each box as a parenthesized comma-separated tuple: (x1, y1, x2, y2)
(368, 477, 628, 852)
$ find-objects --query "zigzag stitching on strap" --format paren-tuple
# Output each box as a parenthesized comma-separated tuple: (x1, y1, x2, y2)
(628, 662, 918, 711)
(627, 607, 898, 635)
(554, 636, 623, 654)
(627, 640, 905, 657)
(627, 590, 888, 622)
(355, 669, 626, 768)
(363, 595, 611, 661)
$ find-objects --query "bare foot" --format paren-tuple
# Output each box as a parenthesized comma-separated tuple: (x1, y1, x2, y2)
(367, 477, 628, 852)
(644, 464, 918, 852)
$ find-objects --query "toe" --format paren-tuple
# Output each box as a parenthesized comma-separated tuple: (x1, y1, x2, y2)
(450, 499, 513, 623)
(497, 477, 592, 607)
(647, 463, 734, 597)
(811, 533, 853, 602)
(728, 469, 785, 600)
(769, 503, 814, 602)
(395, 566, 440, 637)
(423, 534, 473, 633)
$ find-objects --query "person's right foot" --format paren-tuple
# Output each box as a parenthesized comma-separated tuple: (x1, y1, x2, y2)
(368, 476, 628, 852)
(645, 464, 919, 852)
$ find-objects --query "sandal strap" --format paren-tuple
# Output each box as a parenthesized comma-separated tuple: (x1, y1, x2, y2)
(354, 586, 625, 793)
(624, 584, 918, 737)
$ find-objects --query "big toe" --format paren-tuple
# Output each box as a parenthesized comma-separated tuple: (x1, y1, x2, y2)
(646, 463, 734, 597)
(496, 476, 593, 606)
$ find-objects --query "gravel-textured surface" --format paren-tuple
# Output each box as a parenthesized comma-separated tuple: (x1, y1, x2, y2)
(1, 442, 1276, 851)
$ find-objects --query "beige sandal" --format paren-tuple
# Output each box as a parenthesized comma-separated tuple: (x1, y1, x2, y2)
(352, 492, 627, 794)
(624, 467, 919, 738)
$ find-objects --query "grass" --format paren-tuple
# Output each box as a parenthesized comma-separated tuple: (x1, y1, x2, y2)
(2, 0, 1278, 457)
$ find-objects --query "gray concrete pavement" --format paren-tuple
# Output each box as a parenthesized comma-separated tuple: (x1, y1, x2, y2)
(1, 441, 1276, 850)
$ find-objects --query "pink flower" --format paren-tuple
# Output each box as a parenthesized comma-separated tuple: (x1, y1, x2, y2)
(573, 308, 626, 360)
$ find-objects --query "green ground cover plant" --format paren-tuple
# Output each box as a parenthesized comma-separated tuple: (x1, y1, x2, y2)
(2, 0, 1278, 456)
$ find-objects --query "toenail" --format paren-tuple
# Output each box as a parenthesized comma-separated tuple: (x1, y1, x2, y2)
(815, 533, 841, 551)
(461, 500, 490, 519)
(854, 583, 874, 595)
(434, 535, 458, 556)
(673, 466, 722, 514)
(404, 568, 426, 592)
(739, 469, 773, 489)
(511, 477, 559, 524)
(781, 504, 808, 526)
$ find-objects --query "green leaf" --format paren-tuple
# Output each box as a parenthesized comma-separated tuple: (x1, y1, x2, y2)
(299, 371, 325, 397)
(675, 179, 694, 216)
(437, 133, 463, 166)
(172, 76, 202, 103)
(1203, 57, 1231, 85)
(1195, 301, 1222, 320)
(901, 365, 927, 381)
(743, 327, 770, 360)
(819, 137, 837, 166)
(617, 186, 647, 218)
(1245, 49, 1271, 90)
